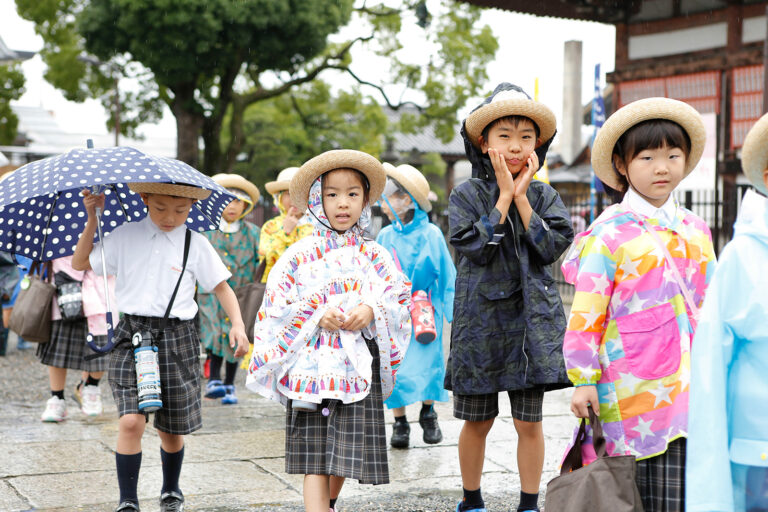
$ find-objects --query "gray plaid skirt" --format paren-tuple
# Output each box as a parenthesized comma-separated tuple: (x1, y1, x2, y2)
(635, 437, 686, 512)
(36, 319, 109, 373)
(108, 314, 202, 435)
(285, 339, 389, 485)
(453, 387, 545, 423)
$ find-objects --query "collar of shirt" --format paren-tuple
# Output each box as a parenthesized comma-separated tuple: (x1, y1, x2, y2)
(218, 218, 240, 234)
(623, 187, 677, 226)
(141, 216, 187, 248)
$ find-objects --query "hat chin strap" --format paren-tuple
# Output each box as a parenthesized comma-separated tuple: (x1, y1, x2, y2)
(307, 205, 356, 235)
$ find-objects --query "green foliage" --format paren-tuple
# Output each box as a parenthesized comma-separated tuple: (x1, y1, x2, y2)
(0, 63, 26, 145)
(419, 151, 447, 202)
(232, 81, 387, 188)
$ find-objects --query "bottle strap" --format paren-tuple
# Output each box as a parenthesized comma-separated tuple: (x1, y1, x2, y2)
(159, 229, 191, 332)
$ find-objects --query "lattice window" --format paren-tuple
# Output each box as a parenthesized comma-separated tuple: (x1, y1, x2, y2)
(618, 71, 721, 115)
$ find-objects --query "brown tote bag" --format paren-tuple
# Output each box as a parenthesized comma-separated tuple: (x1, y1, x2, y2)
(545, 409, 644, 512)
(9, 262, 56, 344)
(234, 261, 267, 343)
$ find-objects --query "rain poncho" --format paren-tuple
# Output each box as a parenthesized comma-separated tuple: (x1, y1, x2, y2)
(687, 189, 768, 512)
(246, 178, 412, 406)
(258, 192, 313, 283)
(376, 201, 455, 408)
(561, 196, 716, 463)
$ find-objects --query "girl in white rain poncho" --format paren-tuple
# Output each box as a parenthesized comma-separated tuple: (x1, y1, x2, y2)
(246, 150, 411, 510)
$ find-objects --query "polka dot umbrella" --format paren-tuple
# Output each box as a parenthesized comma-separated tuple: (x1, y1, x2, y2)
(0, 145, 236, 355)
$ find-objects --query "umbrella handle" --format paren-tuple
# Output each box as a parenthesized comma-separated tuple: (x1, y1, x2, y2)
(86, 311, 116, 353)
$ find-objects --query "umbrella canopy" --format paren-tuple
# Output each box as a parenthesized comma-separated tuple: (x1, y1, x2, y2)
(0, 146, 235, 261)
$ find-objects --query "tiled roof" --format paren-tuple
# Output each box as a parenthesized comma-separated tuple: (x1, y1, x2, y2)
(385, 107, 465, 156)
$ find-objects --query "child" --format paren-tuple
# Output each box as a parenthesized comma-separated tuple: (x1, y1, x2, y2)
(377, 163, 456, 448)
(687, 112, 768, 512)
(259, 166, 313, 283)
(562, 97, 716, 512)
(199, 173, 261, 405)
(72, 182, 249, 512)
(246, 150, 411, 512)
(38, 255, 117, 421)
(447, 83, 574, 512)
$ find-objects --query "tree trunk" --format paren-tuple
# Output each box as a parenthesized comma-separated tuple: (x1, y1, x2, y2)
(170, 87, 204, 168)
(202, 117, 223, 174)
(224, 96, 247, 171)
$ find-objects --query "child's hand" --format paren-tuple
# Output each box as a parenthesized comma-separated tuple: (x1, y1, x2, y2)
(570, 385, 600, 419)
(318, 307, 346, 331)
(341, 305, 374, 331)
(488, 148, 515, 200)
(283, 206, 303, 234)
(229, 325, 250, 357)
(81, 189, 105, 219)
(513, 151, 539, 199)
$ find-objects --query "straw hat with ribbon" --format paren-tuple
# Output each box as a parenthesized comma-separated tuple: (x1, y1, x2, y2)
(382, 162, 432, 212)
(740, 112, 768, 196)
(128, 182, 211, 200)
(464, 84, 557, 149)
(211, 173, 260, 204)
(591, 97, 706, 191)
(289, 150, 386, 212)
(265, 167, 300, 196)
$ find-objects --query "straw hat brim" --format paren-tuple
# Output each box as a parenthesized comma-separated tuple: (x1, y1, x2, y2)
(465, 99, 557, 149)
(128, 182, 211, 200)
(289, 150, 386, 212)
(265, 167, 300, 195)
(211, 173, 260, 204)
(740, 113, 768, 196)
(591, 97, 707, 191)
(383, 163, 432, 212)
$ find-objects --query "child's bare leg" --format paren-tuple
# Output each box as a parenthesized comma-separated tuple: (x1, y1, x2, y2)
(392, 406, 406, 417)
(329, 475, 345, 500)
(303, 474, 330, 512)
(458, 418, 494, 489)
(48, 366, 67, 392)
(513, 418, 544, 493)
(157, 430, 184, 453)
(117, 414, 146, 453)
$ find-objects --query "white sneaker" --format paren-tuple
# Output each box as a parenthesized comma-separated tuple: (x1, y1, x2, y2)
(41, 396, 67, 422)
(80, 384, 103, 416)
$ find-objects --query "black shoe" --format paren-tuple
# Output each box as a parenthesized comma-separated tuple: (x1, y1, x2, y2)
(115, 501, 140, 512)
(159, 491, 185, 512)
(419, 406, 443, 444)
(390, 420, 410, 448)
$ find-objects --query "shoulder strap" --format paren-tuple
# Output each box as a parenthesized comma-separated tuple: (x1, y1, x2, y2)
(160, 229, 192, 331)
(642, 222, 700, 322)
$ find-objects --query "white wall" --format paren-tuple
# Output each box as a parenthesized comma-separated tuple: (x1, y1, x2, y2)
(628, 23, 727, 59)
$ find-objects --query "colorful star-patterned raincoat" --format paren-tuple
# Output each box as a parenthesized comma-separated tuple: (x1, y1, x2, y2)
(246, 178, 412, 406)
(561, 197, 716, 462)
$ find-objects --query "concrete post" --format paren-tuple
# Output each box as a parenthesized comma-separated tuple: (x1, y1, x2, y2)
(562, 40, 583, 166)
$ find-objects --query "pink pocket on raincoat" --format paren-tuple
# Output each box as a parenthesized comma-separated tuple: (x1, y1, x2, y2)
(615, 302, 681, 380)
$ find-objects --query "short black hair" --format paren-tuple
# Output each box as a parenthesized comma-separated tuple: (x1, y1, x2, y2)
(481, 115, 541, 142)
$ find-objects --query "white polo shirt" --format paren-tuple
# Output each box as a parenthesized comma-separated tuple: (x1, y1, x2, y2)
(90, 216, 231, 320)
(623, 187, 677, 227)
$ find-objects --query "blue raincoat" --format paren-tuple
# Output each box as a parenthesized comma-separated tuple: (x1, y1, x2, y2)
(377, 208, 456, 408)
(687, 189, 768, 511)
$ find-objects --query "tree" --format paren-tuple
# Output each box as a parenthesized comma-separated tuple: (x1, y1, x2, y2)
(17, 0, 498, 172)
(0, 63, 25, 145)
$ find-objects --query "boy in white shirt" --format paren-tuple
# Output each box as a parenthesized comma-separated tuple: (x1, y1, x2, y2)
(73, 182, 248, 512)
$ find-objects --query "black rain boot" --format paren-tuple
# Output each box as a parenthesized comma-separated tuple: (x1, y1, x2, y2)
(390, 417, 410, 448)
(419, 404, 443, 444)
(0, 327, 8, 356)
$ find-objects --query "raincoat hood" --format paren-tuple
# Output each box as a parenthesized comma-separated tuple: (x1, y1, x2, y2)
(733, 189, 768, 247)
(306, 177, 371, 240)
(461, 83, 556, 180)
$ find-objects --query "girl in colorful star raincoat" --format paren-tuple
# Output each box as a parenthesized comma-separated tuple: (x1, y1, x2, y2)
(561, 98, 716, 512)
(246, 150, 411, 511)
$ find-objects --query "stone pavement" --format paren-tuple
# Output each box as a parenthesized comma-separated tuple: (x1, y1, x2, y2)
(0, 332, 576, 512)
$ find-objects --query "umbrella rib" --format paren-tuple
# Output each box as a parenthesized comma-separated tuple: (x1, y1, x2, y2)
(40, 192, 60, 260)
(109, 184, 132, 221)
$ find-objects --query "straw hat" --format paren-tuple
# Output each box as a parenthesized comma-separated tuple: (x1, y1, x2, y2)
(591, 97, 706, 191)
(740, 112, 768, 196)
(289, 150, 386, 212)
(382, 162, 432, 212)
(265, 167, 300, 195)
(465, 88, 557, 149)
(128, 182, 211, 200)
(211, 173, 260, 204)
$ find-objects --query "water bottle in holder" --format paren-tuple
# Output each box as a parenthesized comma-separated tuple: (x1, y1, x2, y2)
(132, 331, 162, 412)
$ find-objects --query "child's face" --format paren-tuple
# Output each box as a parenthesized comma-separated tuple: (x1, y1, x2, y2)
(322, 169, 365, 232)
(479, 118, 538, 175)
(222, 198, 246, 222)
(614, 143, 686, 208)
(380, 191, 411, 221)
(279, 191, 293, 212)
(140, 193, 195, 232)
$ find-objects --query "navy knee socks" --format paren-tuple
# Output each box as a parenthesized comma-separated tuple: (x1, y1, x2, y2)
(161, 446, 184, 495)
(115, 452, 142, 505)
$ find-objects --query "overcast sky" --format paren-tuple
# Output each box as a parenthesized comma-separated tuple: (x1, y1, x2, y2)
(0, 0, 616, 144)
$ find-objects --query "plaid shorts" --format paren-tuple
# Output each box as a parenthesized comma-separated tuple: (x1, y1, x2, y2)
(285, 339, 389, 485)
(108, 315, 202, 435)
(36, 319, 109, 373)
(453, 387, 545, 423)
(635, 437, 686, 512)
